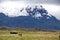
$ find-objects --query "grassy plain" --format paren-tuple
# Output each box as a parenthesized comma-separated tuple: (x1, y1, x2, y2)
(0, 29, 60, 40)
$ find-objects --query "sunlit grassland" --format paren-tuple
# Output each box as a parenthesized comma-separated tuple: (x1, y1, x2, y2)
(0, 29, 60, 40)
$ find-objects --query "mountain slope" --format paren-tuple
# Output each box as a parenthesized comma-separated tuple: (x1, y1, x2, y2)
(0, 5, 60, 30)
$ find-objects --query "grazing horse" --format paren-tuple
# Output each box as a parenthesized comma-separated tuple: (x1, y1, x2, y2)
(18, 33, 22, 36)
(10, 32, 18, 34)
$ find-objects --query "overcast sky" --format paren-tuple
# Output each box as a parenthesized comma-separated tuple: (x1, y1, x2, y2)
(0, 0, 60, 5)
(0, 0, 60, 20)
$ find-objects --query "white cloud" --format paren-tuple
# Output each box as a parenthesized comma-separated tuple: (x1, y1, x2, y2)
(0, 1, 60, 20)
(0, 1, 28, 16)
(42, 4, 60, 20)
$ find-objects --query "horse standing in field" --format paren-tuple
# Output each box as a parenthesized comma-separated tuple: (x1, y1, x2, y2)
(18, 33, 22, 37)
(10, 31, 18, 34)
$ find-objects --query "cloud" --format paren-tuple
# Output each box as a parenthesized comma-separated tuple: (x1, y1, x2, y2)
(0, 1, 28, 16)
(0, 0, 60, 20)
(0, 0, 60, 5)
(29, 0, 60, 5)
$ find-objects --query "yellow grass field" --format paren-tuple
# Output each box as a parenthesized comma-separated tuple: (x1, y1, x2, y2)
(0, 29, 60, 40)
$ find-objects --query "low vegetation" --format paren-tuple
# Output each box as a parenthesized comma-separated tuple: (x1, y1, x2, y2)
(0, 28, 60, 40)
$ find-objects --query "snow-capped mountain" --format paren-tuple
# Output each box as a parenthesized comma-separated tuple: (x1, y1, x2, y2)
(0, 5, 60, 30)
